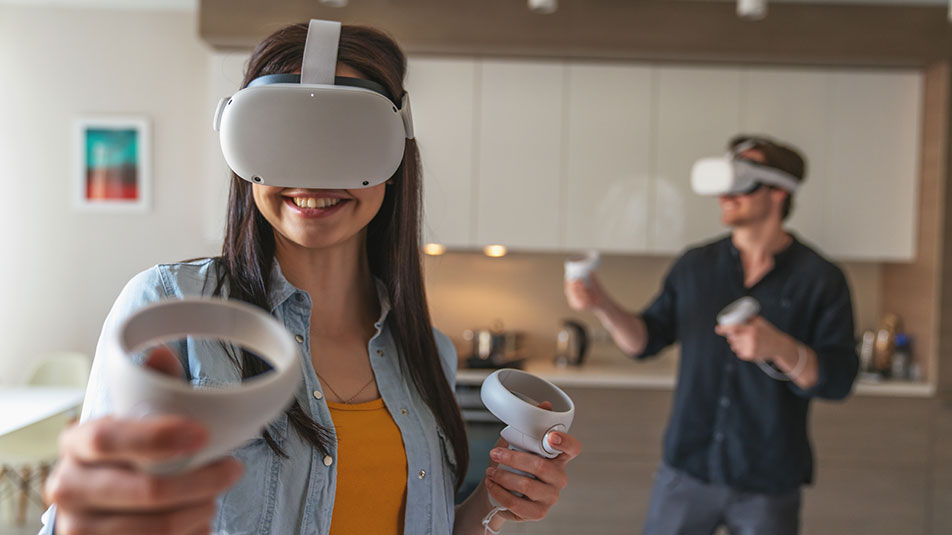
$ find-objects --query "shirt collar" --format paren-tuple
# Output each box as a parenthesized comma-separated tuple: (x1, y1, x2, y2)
(727, 231, 799, 265)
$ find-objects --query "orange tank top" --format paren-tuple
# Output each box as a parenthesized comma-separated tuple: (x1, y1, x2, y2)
(327, 398, 408, 535)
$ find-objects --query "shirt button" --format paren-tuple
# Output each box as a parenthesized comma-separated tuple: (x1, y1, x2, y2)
(418, 470, 426, 479)
(714, 432, 724, 442)
(720, 397, 730, 408)
(323, 455, 333, 467)
(313, 390, 323, 400)
(400, 408, 408, 415)
(295, 334, 305, 344)
(376, 349, 385, 357)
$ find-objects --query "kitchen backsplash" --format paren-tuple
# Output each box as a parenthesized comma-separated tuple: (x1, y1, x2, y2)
(423, 250, 882, 368)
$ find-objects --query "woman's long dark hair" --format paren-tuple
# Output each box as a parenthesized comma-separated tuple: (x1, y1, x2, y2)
(212, 23, 469, 489)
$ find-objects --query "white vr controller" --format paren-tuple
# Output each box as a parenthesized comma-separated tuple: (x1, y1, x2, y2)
(563, 251, 601, 285)
(716, 296, 799, 382)
(716, 296, 760, 327)
(104, 298, 302, 474)
(480, 369, 574, 459)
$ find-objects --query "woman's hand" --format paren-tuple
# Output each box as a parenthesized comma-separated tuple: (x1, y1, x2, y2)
(483, 402, 582, 525)
(44, 348, 244, 535)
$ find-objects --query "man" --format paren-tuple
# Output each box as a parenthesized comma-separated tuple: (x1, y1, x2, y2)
(565, 135, 858, 535)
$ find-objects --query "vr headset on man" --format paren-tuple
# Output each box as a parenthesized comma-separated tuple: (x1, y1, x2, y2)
(691, 140, 801, 197)
(212, 19, 414, 190)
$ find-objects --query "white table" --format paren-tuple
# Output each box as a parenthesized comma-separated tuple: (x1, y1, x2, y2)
(0, 387, 86, 438)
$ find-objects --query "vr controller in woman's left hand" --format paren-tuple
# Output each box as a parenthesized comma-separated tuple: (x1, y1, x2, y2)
(483, 401, 582, 522)
(714, 316, 792, 362)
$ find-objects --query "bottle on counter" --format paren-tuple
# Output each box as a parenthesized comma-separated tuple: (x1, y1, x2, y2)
(873, 313, 902, 377)
(858, 330, 876, 374)
(890, 334, 912, 381)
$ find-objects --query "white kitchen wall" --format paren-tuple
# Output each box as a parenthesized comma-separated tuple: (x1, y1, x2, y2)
(0, 5, 217, 384)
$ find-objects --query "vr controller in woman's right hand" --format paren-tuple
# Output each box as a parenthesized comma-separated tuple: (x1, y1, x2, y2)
(45, 347, 244, 535)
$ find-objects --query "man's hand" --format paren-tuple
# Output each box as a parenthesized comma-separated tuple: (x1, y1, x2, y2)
(563, 275, 606, 312)
(714, 316, 795, 362)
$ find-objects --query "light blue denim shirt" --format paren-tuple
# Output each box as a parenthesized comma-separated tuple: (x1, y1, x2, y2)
(40, 258, 460, 535)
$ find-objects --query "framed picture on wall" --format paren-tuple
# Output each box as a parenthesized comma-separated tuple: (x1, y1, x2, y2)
(74, 116, 151, 212)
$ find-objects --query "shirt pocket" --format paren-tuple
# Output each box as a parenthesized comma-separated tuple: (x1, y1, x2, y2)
(214, 412, 289, 535)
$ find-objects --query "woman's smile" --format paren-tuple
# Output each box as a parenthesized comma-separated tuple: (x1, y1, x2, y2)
(283, 192, 351, 218)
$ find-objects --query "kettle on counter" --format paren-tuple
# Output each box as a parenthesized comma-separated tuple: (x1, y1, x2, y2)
(554, 319, 589, 367)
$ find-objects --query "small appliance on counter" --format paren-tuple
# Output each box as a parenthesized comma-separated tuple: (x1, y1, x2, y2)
(554, 319, 589, 368)
(462, 321, 526, 369)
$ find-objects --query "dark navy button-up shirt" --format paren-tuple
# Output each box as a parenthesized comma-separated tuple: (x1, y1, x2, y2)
(637, 234, 859, 493)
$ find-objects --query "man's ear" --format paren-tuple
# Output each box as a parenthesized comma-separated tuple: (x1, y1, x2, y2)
(770, 188, 789, 205)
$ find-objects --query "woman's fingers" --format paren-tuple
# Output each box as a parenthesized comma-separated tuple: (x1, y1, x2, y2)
(61, 415, 208, 465)
(545, 431, 582, 464)
(142, 346, 187, 378)
(53, 499, 219, 535)
(47, 455, 243, 512)
(484, 477, 547, 521)
(486, 466, 558, 504)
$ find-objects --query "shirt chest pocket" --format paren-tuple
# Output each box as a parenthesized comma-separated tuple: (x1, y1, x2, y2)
(215, 412, 289, 535)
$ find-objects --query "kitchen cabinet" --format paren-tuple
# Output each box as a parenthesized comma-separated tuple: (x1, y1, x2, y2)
(405, 57, 479, 248)
(650, 66, 743, 254)
(824, 71, 921, 261)
(476, 59, 566, 250)
(511, 386, 939, 535)
(741, 67, 832, 248)
(563, 63, 654, 253)
(408, 56, 922, 261)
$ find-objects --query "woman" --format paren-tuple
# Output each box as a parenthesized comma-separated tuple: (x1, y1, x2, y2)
(40, 22, 580, 535)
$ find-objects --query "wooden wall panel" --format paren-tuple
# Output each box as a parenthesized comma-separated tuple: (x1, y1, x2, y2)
(881, 61, 949, 387)
(198, 0, 952, 66)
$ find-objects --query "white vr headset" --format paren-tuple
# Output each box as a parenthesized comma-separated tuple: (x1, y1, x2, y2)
(213, 19, 414, 189)
(691, 142, 801, 196)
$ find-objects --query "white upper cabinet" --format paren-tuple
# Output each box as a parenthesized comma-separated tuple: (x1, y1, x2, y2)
(563, 63, 654, 253)
(741, 67, 832, 252)
(476, 59, 565, 250)
(825, 70, 921, 261)
(405, 57, 478, 248)
(651, 66, 743, 254)
(399, 56, 922, 261)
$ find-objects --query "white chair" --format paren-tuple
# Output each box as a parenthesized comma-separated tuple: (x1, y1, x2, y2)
(0, 351, 90, 526)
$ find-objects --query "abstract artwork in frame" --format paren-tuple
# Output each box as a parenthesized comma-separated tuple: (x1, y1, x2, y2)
(74, 116, 151, 212)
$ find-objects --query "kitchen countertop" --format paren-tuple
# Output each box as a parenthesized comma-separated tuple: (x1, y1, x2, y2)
(456, 355, 936, 397)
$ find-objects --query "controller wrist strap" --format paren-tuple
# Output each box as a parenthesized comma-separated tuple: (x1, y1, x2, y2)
(482, 505, 507, 535)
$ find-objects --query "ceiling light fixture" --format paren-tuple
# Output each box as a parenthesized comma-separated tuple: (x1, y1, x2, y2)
(737, 0, 767, 20)
(319, 0, 348, 7)
(528, 0, 557, 15)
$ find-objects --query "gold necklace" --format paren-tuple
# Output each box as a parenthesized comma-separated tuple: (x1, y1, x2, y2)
(316, 371, 376, 404)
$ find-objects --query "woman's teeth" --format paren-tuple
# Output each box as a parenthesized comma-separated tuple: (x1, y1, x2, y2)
(292, 197, 342, 209)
